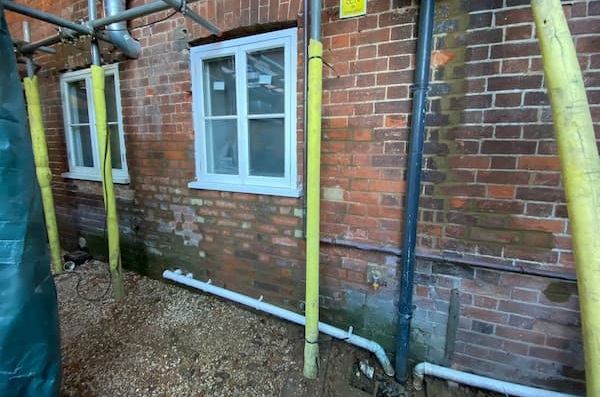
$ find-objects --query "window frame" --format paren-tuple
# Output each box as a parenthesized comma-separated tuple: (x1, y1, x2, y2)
(59, 63, 129, 184)
(189, 28, 300, 197)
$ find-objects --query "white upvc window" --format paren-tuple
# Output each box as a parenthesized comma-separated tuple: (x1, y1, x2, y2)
(189, 28, 300, 197)
(59, 64, 129, 183)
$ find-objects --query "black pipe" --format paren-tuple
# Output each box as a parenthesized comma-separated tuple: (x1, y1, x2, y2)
(395, 0, 435, 382)
(319, 237, 577, 281)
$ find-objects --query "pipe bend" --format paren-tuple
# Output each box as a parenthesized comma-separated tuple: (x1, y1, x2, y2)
(104, 0, 141, 58)
(163, 270, 395, 377)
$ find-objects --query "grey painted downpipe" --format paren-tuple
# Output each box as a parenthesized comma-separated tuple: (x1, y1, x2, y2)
(103, 0, 141, 58)
(163, 270, 395, 376)
(395, 0, 435, 382)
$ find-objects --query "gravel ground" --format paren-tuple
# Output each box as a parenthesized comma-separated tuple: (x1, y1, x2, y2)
(55, 261, 369, 397)
(55, 260, 498, 397)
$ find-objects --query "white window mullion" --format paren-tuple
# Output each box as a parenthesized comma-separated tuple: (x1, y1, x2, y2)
(111, 69, 128, 176)
(286, 34, 297, 188)
(283, 36, 291, 183)
(61, 79, 78, 172)
(236, 48, 249, 184)
(196, 58, 208, 178)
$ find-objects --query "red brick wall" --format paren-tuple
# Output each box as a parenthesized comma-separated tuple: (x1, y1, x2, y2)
(6, 0, 308, 308)
(5, 0, 600, 393)
(420, 1, 600, 275)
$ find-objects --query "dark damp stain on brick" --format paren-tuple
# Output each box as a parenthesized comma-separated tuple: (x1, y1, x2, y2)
(253, 204, 278, 214)
(475, 269, 501, 285)
(429, 83, 453, 96)
(235, 250, 259, 260)
(253, 280, 279, 293)
(422, 170, 447, 183)
(432, 262, 475, 279)
(543, 282, 574, 303)
(433, 19, 459, 34)
(414, 272, 434, 284)
(471, 320, 494, 335)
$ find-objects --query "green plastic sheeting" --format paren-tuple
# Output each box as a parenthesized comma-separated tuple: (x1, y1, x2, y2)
(0, 6, 61, 397)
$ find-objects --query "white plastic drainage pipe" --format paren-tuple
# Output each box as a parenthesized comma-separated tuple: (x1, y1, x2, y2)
(163, 269, 395, 376)
(413, 362, 580, 397)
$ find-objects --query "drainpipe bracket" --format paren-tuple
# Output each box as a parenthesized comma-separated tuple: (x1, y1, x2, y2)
(409, 82, 431, 93)
(346, 326, 353, 339)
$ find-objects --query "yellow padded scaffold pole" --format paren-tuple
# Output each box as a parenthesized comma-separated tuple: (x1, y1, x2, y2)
(91, 65, 125, 300)
(532, 0, 600, 393)
(23, 76, 63, 274)
(303, 38, 324, 380)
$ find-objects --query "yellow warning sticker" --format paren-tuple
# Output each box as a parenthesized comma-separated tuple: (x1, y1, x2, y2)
(340, 0, 366, 19)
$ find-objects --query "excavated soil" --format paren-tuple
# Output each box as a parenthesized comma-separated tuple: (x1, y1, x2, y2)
(55, 260, 500, 397)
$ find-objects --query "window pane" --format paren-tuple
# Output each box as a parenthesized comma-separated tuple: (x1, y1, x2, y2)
(105, 75, 118, 123)
(108, 123, 122, 169)
(248, 118, 284, 177)
(203, 56, 236, 116)
(206, 119, 238, 175)
(71, 125, 94, 167)
(247, 47, 284, 115)
(67, 80, 89, 123)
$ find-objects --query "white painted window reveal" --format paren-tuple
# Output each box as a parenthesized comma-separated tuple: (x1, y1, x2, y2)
(189, 28, 300, 197)
(60, 63, 129, 184)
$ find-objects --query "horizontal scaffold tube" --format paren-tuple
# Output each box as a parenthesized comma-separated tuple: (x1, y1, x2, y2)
(163, 269, 395, 376)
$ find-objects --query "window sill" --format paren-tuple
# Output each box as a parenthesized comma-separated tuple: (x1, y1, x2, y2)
(188, 180, 302, 198)
(62, 172, 130, 185)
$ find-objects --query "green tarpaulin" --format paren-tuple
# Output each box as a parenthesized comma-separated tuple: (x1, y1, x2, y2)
(0, 5, 61, 396)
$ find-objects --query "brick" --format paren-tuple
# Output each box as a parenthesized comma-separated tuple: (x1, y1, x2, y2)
(469, 227, 518, 244)
(469, 12, 493, 29)
(488, 75, 542, 91)
(495, 93, 522, 107)
(577, 36, 599, 53)
(473, 295, 499, 309)
(462, 306, 508, 325)
(505, 25, 533, 41)
(449, 94, 492, 109)
(529, 346, 579, 366)
(494, 8, 533, 25)
(491, 43, 540, 59)
(477, 171, 529, 185)
(531, 172, 560, 187)
(447, 155, 490, 169)
(481, 140, 537, 154)
(487, 185, 515, 199)
(378, 8, 418, 27)
(474, 199, 524, 214)
(515, 187, 565, 203)
(431, 50, 456, 67)
(522, 205, 551, 221)
(495, 325, 545, 345)
(504, 246, 558, 263)
(384, 115, 408, 128)
(472, 320, 495, 335)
